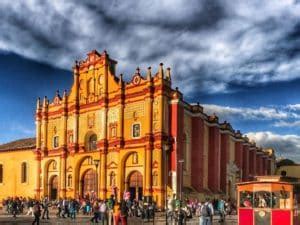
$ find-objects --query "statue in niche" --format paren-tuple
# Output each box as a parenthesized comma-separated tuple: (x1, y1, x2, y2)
(110, 172, 116, 186)
(132, 152, 138, 164)
(87, 114, 95, 129)
(153, 172, 158, 186)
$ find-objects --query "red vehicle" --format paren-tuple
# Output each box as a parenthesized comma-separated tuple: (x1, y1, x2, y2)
(237, 176, 300, 225)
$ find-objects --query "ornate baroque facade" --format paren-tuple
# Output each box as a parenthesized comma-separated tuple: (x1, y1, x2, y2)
(0, 50, 276, 208)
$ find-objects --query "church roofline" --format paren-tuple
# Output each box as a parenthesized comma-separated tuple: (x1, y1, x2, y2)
(0, 137, 36, 151)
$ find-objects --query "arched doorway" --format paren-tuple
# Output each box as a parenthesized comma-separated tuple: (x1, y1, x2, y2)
(81, 169, 96, 198)
(49, 175, 58, 200)
(127, 171, 143, 201)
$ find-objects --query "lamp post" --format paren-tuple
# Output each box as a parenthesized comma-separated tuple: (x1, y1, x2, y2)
(93, 159, 100, 198)
(178, 159, 184, 201)
(163, 142, 170, 225)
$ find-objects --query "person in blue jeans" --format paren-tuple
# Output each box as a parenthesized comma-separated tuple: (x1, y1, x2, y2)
(218, 197, 226, 223)
(199, 198, 214, 225)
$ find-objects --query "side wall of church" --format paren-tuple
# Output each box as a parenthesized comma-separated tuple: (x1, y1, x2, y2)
(0, 150, 37, 200)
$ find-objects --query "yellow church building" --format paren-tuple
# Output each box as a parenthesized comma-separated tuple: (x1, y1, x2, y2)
(0, 50, 276, 208)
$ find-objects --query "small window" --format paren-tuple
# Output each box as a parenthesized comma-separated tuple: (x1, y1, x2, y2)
(110, 126, 117, 138)
(254, 191, 271, 208)
(281, 170, 287, 177)
(0, 164, 3, 183)
(88, 134, 97, 151)
(53, 136, 59, 148)
(67, 175, 72, 187)
(132, 124, 141, 138)
(21, 162, 28, 183)
(239, 191, 253, 208)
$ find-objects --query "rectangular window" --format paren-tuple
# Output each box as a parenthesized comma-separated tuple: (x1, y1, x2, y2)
(53, 136, 59, 148)
(132, 124, 141, 138)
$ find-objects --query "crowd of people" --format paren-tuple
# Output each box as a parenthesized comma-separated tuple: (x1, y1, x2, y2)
(1, 195, 235, 225)
(167, 196, 236, 225)
(1, 195, 156, 225)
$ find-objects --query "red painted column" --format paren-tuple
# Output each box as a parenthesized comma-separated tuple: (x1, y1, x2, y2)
(242, 144, 250, 181)
(191, 117, 204, 192)
(169, 99, 184, 196)
(261, 155, 267, 175)
(249, 147, 256, 180)
(235, 142, 243, 176)
(267, 159, 271, 175)
(261, 154, 267, 175)
(256, 154, 260, 176)
(220, 133, 229, 193)
(208, 126, 221, 193)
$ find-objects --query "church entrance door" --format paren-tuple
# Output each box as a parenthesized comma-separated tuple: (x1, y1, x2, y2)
(128, 171, 143, 201)
(49, 175, 58, 200)
(81, 169, 96, 198)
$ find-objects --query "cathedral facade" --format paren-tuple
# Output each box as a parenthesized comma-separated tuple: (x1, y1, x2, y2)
(0, 50, 276, 208)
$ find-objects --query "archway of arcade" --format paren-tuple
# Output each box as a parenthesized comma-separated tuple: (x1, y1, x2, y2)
(43, 159, 59, 200)
(81, 169, 97, 199)
(127, 171, 143, 201)
(75, 156, 98, 199)
(121, 151, 144, 201)
(49, 175, 58, 200)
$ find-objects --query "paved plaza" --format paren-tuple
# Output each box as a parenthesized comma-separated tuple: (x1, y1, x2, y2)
(0, 214, 237, 225)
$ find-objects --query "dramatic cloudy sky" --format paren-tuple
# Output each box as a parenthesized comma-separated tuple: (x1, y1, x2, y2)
(1, 0, 300, 160)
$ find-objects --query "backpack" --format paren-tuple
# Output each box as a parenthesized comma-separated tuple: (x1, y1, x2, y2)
(201, 204, 211, 217)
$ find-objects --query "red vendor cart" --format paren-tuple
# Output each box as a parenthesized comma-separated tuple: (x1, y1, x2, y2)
(237, 176, 300, 225)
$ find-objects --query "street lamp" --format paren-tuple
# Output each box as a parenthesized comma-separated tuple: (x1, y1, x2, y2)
(93, 159, 100, 198)
(178, 159, 184, 201)
(163, 142, 170, 225)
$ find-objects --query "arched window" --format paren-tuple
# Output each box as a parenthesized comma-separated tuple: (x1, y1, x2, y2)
(87, 134, 97, 151)
(21, 162, 28, 183)
(0, 164, 3, 183)
(53, 136, 59, 148)
(110, 172, 116, 186)
(67, 175, 72, 187)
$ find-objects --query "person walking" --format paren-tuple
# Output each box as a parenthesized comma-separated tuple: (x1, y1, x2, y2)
(218, 197, 226, 223)
(69, 199, 78, 220)
(100, 200, 107, 225)
(199, 198, 214, 225)
(113, 205, 121, 225)
(32, 201, 41, 225)
(11, 198, 18, 218)
(120, 200, 128, 225)
(56, 198, 63, 218)
(91, 201, 100, 223)
(62, 198, 70, 218)
(27, 198, 34, 217)
(41, 196, 50, 219)
(107, 195, 115, 225)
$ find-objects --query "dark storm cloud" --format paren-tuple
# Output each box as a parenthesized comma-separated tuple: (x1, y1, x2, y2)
(0, 0, 300, 94)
